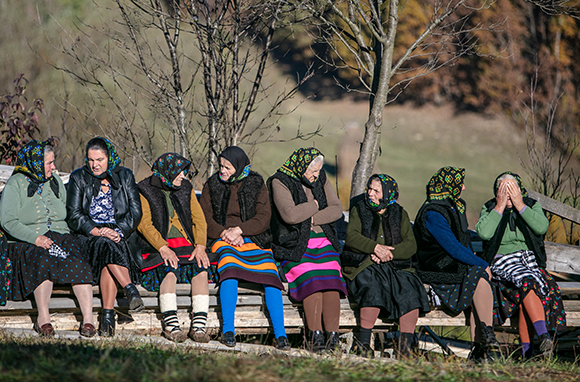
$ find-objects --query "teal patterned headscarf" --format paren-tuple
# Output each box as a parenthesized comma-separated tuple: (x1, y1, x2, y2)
(278, 147, 323, 185)
(14, 140, 60, 198)
(365, 174, 398, 212)
(151, 153, 191, 190)
(427, 166, 466, 214)
(84, 137, 123, 197)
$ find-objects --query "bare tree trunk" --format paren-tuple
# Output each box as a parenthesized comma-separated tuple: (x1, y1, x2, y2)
(350, 0, 399, 197)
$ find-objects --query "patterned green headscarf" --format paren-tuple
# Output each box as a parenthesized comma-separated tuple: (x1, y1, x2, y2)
(278, 147, 323, 181)
(365, 174, 399, 211)
(427, 166, 466, 214)
(85, 137, 121, 176)
(493, 171, 528, 197)
(84, 137, 123, 197)
(14, 140, 59, 198)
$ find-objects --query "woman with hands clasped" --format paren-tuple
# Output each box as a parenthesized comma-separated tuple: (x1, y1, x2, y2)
(200, 146, 289, 350)
(475, 172, 565, 359)
(137, 153, 212, 343)
(342, 174, 429, 358)
(67, 137, 143, 336)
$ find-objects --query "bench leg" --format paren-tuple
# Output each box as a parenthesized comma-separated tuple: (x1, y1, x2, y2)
(418, 325, 455, 357)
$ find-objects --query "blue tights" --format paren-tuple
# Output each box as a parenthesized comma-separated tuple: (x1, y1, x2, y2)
(220, 278, 286, 338)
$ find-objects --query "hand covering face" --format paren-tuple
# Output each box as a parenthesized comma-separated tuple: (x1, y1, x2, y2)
(277, 147, 323, 187)
(365, 174, 399, 212)
(218, 146, 251, 184)
(494, 171, 528, 232)
(150, 153, 192, 191)
(14, 140, 59, 198)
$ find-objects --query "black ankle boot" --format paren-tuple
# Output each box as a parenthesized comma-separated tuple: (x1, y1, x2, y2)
(480, 325, 502, 362)
(307, 330, 325, 353)
(123, 283, 144, 312)
(99, 309, 116, 337)
(325, 331, 340, 352)
(398, 332, 415, 359)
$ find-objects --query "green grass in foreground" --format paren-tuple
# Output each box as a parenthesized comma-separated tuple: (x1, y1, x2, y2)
(0, 333, 579, 382)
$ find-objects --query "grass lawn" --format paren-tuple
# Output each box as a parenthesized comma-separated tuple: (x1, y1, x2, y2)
(1, 332, 579, 382)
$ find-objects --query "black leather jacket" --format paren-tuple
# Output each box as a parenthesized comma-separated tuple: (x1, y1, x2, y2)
(66, 166, 142, 237)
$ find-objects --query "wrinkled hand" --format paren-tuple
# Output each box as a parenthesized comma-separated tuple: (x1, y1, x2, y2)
(100, 227, 121, 243)
(189, 245, 209, 268)
(505, 181, 525, 211)
(494, 182, 509, 214)
(159, 245, 179, 269)
(373, 244, 394, 263)
(35, 235, 53, 249)
(221, 227, 244, 247)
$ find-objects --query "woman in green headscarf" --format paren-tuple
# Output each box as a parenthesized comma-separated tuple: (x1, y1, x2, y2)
(342, 174, 430, 358)
(67, 137, 143, 337)
(0, 140, 94, 337)
(413, 167, 500, 362)
(476, 171, 565, 358)
(268, 147, 347, 353)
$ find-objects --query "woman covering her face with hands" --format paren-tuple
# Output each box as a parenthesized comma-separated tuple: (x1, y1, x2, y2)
(475, 172, 565, 358)
(67, 137, 143, 336)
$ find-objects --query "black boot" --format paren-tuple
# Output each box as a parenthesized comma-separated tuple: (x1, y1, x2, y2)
(99, 309, 116, 337)
(123, 283, 144, 312)
(306, 330, 325, 353)
(480, 325, 502, 362)
(398, 332, 415, 359)
(351, 339, 374, 359)
(467, 342, 484, 363)
(325, 331, 340, 352)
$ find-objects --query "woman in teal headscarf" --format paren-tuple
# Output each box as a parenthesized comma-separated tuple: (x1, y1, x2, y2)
(67, 137, 143, 336)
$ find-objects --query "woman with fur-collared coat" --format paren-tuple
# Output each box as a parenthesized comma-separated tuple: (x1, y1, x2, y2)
(200, 146, 289, 350)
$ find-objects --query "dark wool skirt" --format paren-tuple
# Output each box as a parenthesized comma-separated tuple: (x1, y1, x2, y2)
(429, 265, 489, 316)
(492, 269, 566, 331)
(0, 232, 11, 306)
(8, 231, 93, 301)
(77, 235, 140, 285)
(141, 237, 215, 291)
(347, 263, 430, 320)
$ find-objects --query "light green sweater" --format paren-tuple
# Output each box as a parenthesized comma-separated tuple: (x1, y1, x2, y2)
(475, 201, 549, 256)
(0, 172, 69, 244)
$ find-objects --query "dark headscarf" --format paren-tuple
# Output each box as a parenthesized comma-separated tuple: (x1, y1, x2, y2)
(218, 146, 251, 183)
(427, 166, 468, 232)
(277, 147, 323, 187)
(365, 174, 399, 212)
(83, 137, 122, 197)
(494, 171, 528, 232)
(14, 140, 59, 198)
(151, 153, 191, 191)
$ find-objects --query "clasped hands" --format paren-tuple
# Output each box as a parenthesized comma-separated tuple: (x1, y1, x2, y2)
(221, 226, 244, 247)
(370, 244, 394, 264)
(90, 227, 121, 243)
(159, 244, 209, 269)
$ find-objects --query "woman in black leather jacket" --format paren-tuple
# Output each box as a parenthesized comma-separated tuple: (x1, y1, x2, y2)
(67, 137, 143, 336)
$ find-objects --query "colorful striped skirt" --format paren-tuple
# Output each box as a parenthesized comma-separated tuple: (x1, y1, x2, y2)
(212, 238, 284, 290)
(141, 237, 214, 292)
(280, 231, 347, 302)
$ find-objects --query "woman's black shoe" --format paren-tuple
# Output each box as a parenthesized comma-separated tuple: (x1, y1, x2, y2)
(326, 331, 341, 352)
(99, 309, 116, 337)
(123, 283, 145, 312)
(307, 330, 325, 353)
(221, 331, 236, 347)
(274, 336, 291, 351)
(351, 341, 374, 359)
(481, 325, 502, 362)
(398, 332, 416, 359)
